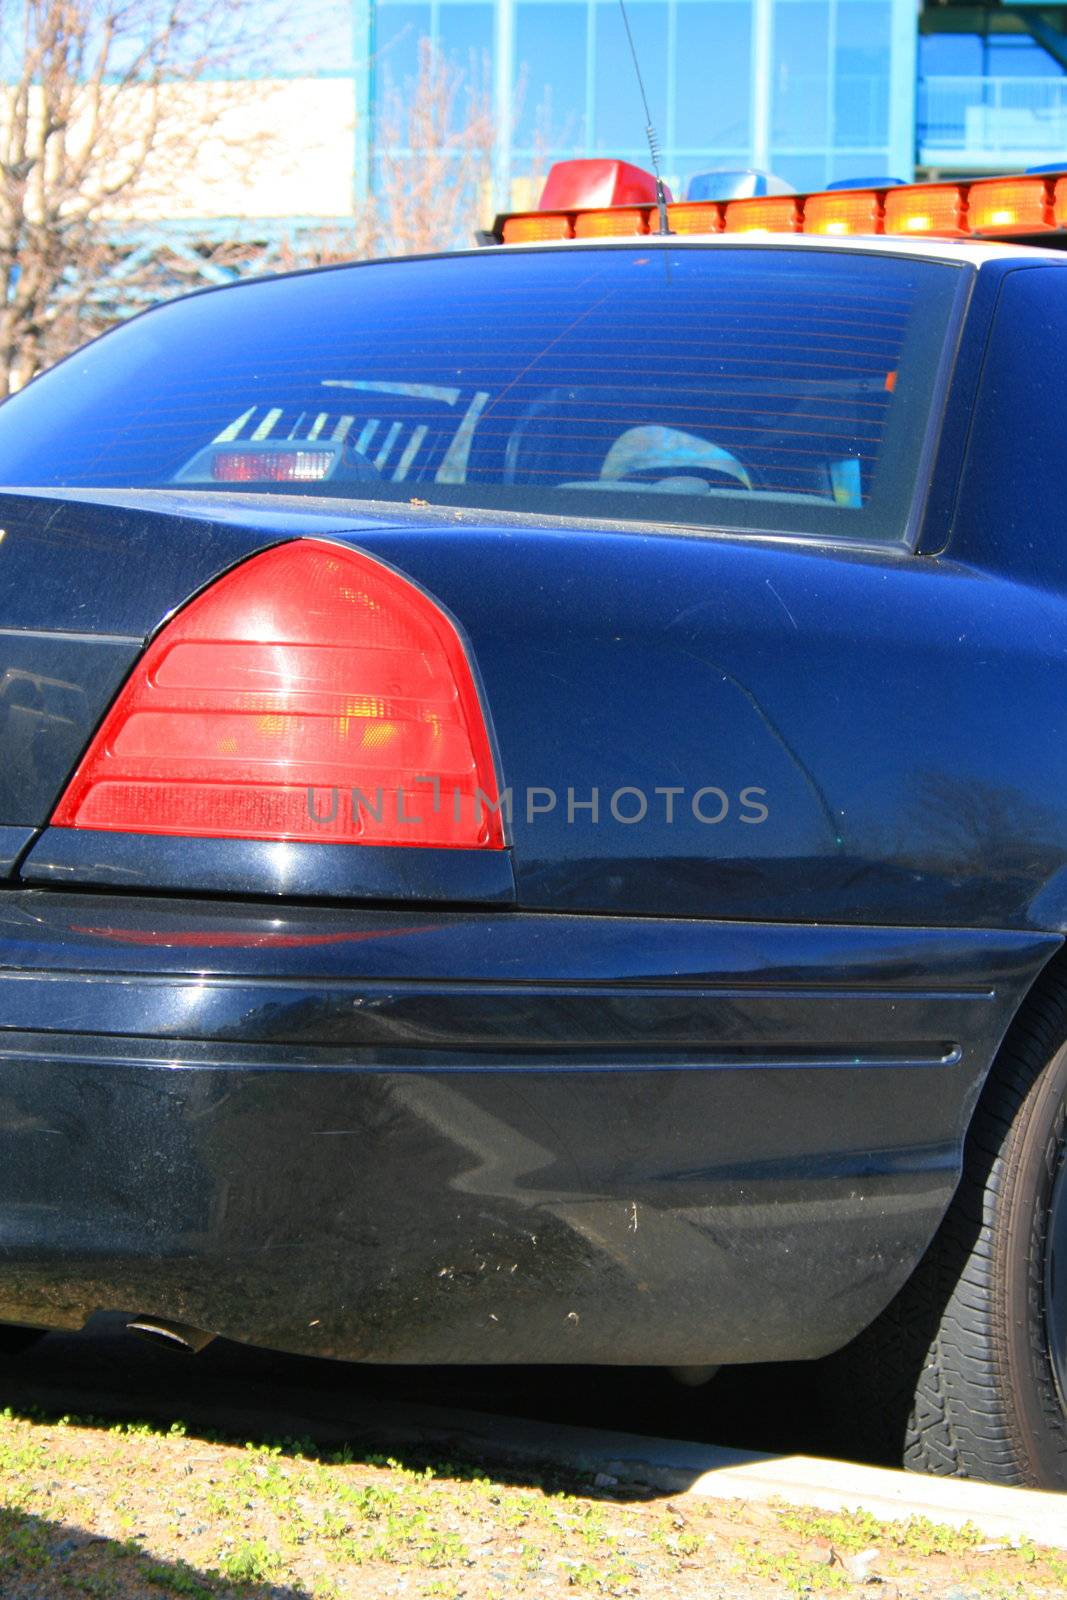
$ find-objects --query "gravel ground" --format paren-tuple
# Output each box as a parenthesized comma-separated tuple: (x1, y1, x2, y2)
(0, 1407, 1065, 1600)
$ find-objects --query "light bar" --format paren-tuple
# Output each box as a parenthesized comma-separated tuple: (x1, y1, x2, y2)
(686, 169, 793, 202)
(573, 206, 648, 238)
(490, 169, 1067, 246)
(722, 195, 800, 233)
(538, 158, 667, 211)
(1055, 177, 1067, 228)
(502, 214, 571, 244)
(803, 190, 881, 236)
(968, 175, 1050, 235)
(884, 184, 966, 237)
(665, 201, 723, 235)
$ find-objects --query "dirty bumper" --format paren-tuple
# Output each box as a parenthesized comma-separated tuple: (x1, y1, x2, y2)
(0, 891, 1054, 1366)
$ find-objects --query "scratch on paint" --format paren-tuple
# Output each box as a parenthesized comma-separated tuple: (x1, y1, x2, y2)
(765, 579, 799, 631)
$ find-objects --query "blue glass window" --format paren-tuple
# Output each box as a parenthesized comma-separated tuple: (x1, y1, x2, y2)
(514, 2, 589, 149)
(834, 3, 890, 147)
(593, 1, 669, 151)
(987, 36, 1065, 76)
(769, 153, 833, 188)
(919, 33, 982, 76)
(375, 3, 429, 94)
(772, 1, 830, 147)
(674, 4, 752, 150)
(438, 2, 495, 68)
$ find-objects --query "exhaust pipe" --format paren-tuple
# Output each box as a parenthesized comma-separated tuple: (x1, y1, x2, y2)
(127, 1316, 216, 1355)
(666, 1363, 720, 1388)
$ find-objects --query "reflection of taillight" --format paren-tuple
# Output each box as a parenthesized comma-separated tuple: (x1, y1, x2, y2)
(175, 440, 342, 484)
(212, 449, 334, 482)
(51, 540, 505, 849)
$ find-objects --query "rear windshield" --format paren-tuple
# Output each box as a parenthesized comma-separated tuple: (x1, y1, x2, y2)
(0, 245, 963, 543)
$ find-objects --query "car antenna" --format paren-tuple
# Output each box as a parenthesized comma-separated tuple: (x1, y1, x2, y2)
(616, 0, 671, 235)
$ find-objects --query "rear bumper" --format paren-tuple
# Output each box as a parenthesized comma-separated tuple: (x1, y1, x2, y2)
(0, 891, 1055, 1365)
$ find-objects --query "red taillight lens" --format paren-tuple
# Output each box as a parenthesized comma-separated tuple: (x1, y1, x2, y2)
(51, 540, 505, 850)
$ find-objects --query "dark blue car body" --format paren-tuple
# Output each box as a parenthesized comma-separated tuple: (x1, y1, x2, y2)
(0, 236, 1064, 1370)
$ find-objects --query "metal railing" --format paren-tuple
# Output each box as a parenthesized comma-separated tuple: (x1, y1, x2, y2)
(919, 75, 1067, 164)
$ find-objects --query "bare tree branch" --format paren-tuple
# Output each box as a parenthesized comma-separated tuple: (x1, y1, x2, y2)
(0, 0, 289, 393)
(278, 40, 503, 273)
(0, 21, 541, 395)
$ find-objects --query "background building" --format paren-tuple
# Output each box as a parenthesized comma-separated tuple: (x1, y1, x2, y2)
(6, 0, 1067, 394)
(167, 0, 1067, 230)
(918, 2, 1067, 175)
(66, 0, 1067, 235)
(368, 0, 918, 205)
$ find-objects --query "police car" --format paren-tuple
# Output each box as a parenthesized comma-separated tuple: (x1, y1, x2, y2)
(0, 158, 1064, 1487)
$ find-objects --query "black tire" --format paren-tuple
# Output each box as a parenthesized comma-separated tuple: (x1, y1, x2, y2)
(819, 960, 1067, 1486)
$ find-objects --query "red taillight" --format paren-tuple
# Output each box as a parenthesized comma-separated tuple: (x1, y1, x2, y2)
(51, 540, 505, 850)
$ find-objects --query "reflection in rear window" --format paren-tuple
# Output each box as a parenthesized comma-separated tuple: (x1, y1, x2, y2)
(0, 245, 962, 542)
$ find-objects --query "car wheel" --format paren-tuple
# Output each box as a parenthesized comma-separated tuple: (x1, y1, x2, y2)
(821, 961, 1067, 1486)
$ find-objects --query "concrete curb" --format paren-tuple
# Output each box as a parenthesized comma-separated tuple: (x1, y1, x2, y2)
(323, 1399, 1067, 1551)
(9, 1333, 1067, 1553)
